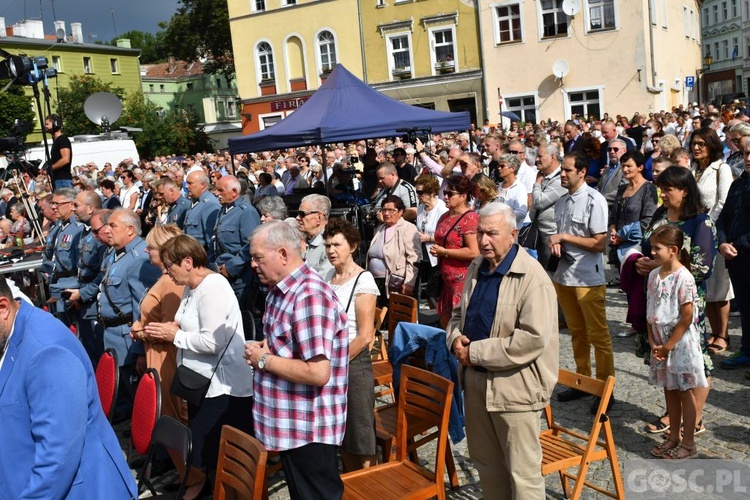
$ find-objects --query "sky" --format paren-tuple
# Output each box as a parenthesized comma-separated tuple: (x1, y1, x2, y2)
(0, 0, 181, 43)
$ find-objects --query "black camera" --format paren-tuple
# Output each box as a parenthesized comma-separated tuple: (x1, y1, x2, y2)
(396, 127, 431, 145)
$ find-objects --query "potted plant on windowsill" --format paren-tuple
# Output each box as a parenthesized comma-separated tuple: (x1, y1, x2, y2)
(435, 58, 455, 74)
(392, 66, 411, 78)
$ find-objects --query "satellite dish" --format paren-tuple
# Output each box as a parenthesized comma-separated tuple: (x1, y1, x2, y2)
(55, 28, 66, 42)
(552, 60, 570, 79)
(562, 0, 582, 16)
(84, 92, 123, 133)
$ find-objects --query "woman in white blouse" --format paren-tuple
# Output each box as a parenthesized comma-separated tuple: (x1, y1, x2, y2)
(414, 174, 448, 287)
(689, 127, 734, 354)
(324, 218, 379, 472)
(496, 153, 530, 229)
(145, 234, 253, 499)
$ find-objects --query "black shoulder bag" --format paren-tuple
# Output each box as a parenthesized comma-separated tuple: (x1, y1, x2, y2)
(171, 335, 233, 407)
(424, 211, 470, 298)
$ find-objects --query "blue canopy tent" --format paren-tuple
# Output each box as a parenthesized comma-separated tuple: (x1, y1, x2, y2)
(228, 64, 471, 153)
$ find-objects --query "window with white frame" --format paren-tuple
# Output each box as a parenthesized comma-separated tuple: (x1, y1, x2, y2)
(650, 0, 657, 25)
(506, 95, 537, 124)
(83, 57, 92, 74)
(432, 28, 455, 64)
(495, 4, 522, 43)
(746, 37, 750, 59)
(733, 0, 738, 17)
(723, 1, 728, 19)
(587, 0, 616, 31)
(318, 30, 337, 72)
(724, 39, 729, 59)
(227, 98, 237, 119)
(714, 4, 719, 22)
(377, 0, 385, 6)
(568, 90, 601, 120)
(283, 0, 296, 6)
(254, 0, 265, 12)
(388, 34, 411, 72)
(52, 55, 62, 72)
(683, 6, 693, 38)
(703, 7, 709, 26)
(110, 58, 118, 74)
(257, 42, 275, 81)
(661, 0, 668, 27)
(733, 37, 740, 59)
(714, 42, 720, 60)
(540, 0, 569, 38)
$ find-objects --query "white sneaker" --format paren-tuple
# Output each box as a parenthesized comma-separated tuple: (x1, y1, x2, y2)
(616, 329, 637, 338)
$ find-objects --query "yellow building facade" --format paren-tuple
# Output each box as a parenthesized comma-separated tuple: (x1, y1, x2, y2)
(361, 0, 485, 125)
(228, 0, 364, 133)
(478, 0, 703, 124)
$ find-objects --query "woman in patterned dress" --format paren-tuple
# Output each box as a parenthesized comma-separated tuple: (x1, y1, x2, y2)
(430, 175, 480, 328)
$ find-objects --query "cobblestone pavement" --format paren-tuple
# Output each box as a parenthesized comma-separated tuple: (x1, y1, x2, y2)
(134, 285, 749, 499)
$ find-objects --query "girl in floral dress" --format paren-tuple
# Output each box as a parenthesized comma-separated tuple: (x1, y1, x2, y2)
(648, 225, 707, 460)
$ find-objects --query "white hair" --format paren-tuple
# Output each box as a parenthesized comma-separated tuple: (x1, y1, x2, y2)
(478, 202, 516, 232)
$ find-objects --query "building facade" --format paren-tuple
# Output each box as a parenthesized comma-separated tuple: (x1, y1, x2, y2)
(227, 0, 364, 134)
(142, 59, 241, 150)
(478, 0, 703, 124)
(0, 19, 141, 142)
(700, 0, 744, 102)
(361, 0, 485, 127)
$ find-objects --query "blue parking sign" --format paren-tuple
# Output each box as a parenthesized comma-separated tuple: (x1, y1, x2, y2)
(685, 76, 695, 88)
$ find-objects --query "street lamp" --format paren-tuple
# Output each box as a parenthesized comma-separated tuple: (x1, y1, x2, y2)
(697, 52, 713, 106)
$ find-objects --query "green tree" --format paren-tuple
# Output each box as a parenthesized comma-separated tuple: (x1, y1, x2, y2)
(104, 30, 168, 64)
(0, 85, 35, 140)
(163, 0, 234, 77)
(56, 75, 126, 135)
(122, 89, 213, 158)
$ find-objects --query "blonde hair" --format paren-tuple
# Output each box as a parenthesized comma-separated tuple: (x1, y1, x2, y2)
(146, 223, 183, 250)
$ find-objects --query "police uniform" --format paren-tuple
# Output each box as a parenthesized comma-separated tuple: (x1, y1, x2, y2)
(213, 198, 261, 308)
(184, 190, 220, 260)
(74, 225, 107, 365)
(98, 237, 161, 369)
(49, 215, 85, 322)
(166, 194, 191, 227)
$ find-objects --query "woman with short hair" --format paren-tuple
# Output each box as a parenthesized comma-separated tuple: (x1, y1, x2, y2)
(256, 196, 288, 222)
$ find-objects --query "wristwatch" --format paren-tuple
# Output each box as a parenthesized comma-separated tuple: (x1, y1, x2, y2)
(258, 352, 270, 371)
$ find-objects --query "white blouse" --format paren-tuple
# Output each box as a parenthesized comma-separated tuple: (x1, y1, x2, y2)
(416, 199, 448, 266)
(692, 159, 732, 222)
(326, 270, 380, 343)
(173, 273, 253, 398)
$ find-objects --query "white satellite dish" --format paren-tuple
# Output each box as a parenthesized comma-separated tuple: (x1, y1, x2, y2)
(84, 92, 123, 132)
(562, 0, 582, 16)
(552, 60, 570, 80)
(55, 28, 66, 42)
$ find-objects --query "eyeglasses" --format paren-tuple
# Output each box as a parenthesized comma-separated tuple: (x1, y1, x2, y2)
(444, 190, 459, 198)
(296, 210, 320, 218)
(692, 141, 707, 149)
(415, 190, 425, 195)
(498, 164, 513, 169)
(652, 139, 660, 144)
(508, 150, 524, 155)
(381, 208, 399, 213)
(607, 147, 621, 152)
(50, 201, 73, 208)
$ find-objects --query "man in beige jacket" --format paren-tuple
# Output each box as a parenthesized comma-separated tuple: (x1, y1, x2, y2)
(447, 202, 559, 500)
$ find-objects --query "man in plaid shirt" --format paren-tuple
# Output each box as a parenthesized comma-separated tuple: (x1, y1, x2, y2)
(245, 221, 349, 500)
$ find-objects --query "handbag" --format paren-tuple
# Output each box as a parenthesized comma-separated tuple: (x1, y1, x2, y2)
(171, 336, 233, 407)
(517, 222, 539, 250)
(426, 211, 471, 298)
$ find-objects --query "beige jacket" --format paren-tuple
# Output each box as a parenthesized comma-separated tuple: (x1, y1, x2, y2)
(446, 246, 559, 412)
(369, 218, 422, 291)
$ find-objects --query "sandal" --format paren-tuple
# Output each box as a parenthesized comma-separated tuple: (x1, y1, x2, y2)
(645, 413, 670, 434)
(663, 443, 697, 460)
(680, 419, 706, 436)
(707, 335, 730, 354)
(651, 437, 680, 457)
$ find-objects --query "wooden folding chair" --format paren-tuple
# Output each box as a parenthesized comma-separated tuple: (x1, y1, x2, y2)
(540, 370, 624, 500)
(369, 306, 389, 362)
(342, 365, 454, 500)
(214, 425, 268, 500)
(372, 294, 417, 401)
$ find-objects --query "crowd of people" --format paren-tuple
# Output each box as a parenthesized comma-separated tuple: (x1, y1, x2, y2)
(1, 100, 750, 499)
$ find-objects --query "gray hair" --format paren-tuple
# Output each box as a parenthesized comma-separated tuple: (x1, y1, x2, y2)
(497, 153, 521, 174)
(10, 202, 25, 216)
(187, 170, 209, 186)
(256, 196, 288, 220)
(376, 162, 397, 176)
(609, 138, 627, 149)
(54, 187, 78, 201)
(0, 189, 11, 198)
(221, 175, 242, 192)
(300, 193, 331, 219)
(540, 141, 562, 162)
(248, 220, 302, 258)
(729, 121, 750, 137)
(111, 208, 142, 236)
(478, 202, 517, 232)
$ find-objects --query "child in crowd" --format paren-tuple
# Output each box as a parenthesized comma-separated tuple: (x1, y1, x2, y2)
(647, 225, 707, 460)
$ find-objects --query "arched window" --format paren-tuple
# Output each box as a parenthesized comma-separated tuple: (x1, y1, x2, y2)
(257, 42, 275, 80)
(317, 31, 337, 72)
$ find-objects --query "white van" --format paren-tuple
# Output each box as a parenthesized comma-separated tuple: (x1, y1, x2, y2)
(23, 134, 140, 171)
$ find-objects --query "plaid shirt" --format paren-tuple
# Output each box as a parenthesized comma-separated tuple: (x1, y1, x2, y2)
(253, 263, 349, 451)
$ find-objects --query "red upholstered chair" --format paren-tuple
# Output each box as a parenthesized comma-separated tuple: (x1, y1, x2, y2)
(94, 348, 119, 423)
(130, 368, 162, 459)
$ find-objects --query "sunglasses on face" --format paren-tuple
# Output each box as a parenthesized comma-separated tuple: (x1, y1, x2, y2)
(607, 147, 620, 152)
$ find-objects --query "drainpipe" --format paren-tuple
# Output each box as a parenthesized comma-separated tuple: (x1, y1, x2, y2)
(646, 0, 662, 94)
(475, 0, 489, 122)
(357, 0, 368, 82)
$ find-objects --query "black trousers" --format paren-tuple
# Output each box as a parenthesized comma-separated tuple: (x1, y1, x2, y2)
(279, 442, 343, 500)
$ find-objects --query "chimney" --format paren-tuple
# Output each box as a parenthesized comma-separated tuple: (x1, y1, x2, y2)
(116, 38, 131, 48)
(71, 22, 83, 43)
(168, 56, 176, 74)
(26, 19, 44, 39)
(0, 18, 5, 37)
(54, 20, 66, 41)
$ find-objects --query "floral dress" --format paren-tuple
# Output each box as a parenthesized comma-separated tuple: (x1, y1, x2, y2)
(647, 266, 708, 391)
(640, 207, 717, 374)
(434, 210, 479, 322)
